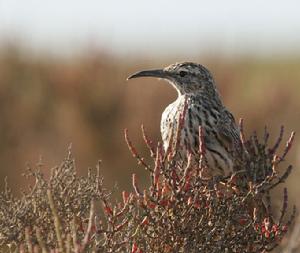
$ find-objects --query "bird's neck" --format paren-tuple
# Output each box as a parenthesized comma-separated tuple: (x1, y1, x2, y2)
(176, 89, 223, 108)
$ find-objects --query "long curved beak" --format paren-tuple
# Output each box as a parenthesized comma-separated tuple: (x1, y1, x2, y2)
(127, 69, 167, 80)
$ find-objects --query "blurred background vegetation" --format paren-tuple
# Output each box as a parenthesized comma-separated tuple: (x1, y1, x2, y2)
(1, 45, 299, 203)
(0, 1, 299, 213)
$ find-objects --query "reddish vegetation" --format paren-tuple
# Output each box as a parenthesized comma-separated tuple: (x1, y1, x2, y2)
(0, 115, 296, 252)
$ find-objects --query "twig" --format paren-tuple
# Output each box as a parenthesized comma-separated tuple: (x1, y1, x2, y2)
(47, 190, 65, 253)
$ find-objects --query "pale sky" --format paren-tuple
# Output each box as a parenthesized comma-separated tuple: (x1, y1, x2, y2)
(0, 0, 300, 57)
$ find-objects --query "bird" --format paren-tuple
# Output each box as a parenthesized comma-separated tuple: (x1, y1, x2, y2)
(127, 62, 240, 177)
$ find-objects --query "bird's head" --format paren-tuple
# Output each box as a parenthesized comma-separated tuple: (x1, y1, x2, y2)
(127, 62, 217, 95)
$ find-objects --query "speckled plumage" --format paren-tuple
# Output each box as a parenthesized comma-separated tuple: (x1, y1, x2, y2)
(128, 62, 240, 176)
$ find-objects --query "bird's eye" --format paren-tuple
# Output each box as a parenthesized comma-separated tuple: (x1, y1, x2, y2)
(179, 71, 187, 77)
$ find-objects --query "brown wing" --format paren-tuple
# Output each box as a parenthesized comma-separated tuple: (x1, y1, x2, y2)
(217, 109, 240, 150)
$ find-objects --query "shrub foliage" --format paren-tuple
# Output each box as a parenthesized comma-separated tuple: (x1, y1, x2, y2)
(0, 117, 296, 252)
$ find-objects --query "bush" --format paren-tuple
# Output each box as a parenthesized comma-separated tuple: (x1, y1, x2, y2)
(0, 119, 296, 252)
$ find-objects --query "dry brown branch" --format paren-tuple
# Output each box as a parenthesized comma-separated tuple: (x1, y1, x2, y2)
(0, 122, 296, 252)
